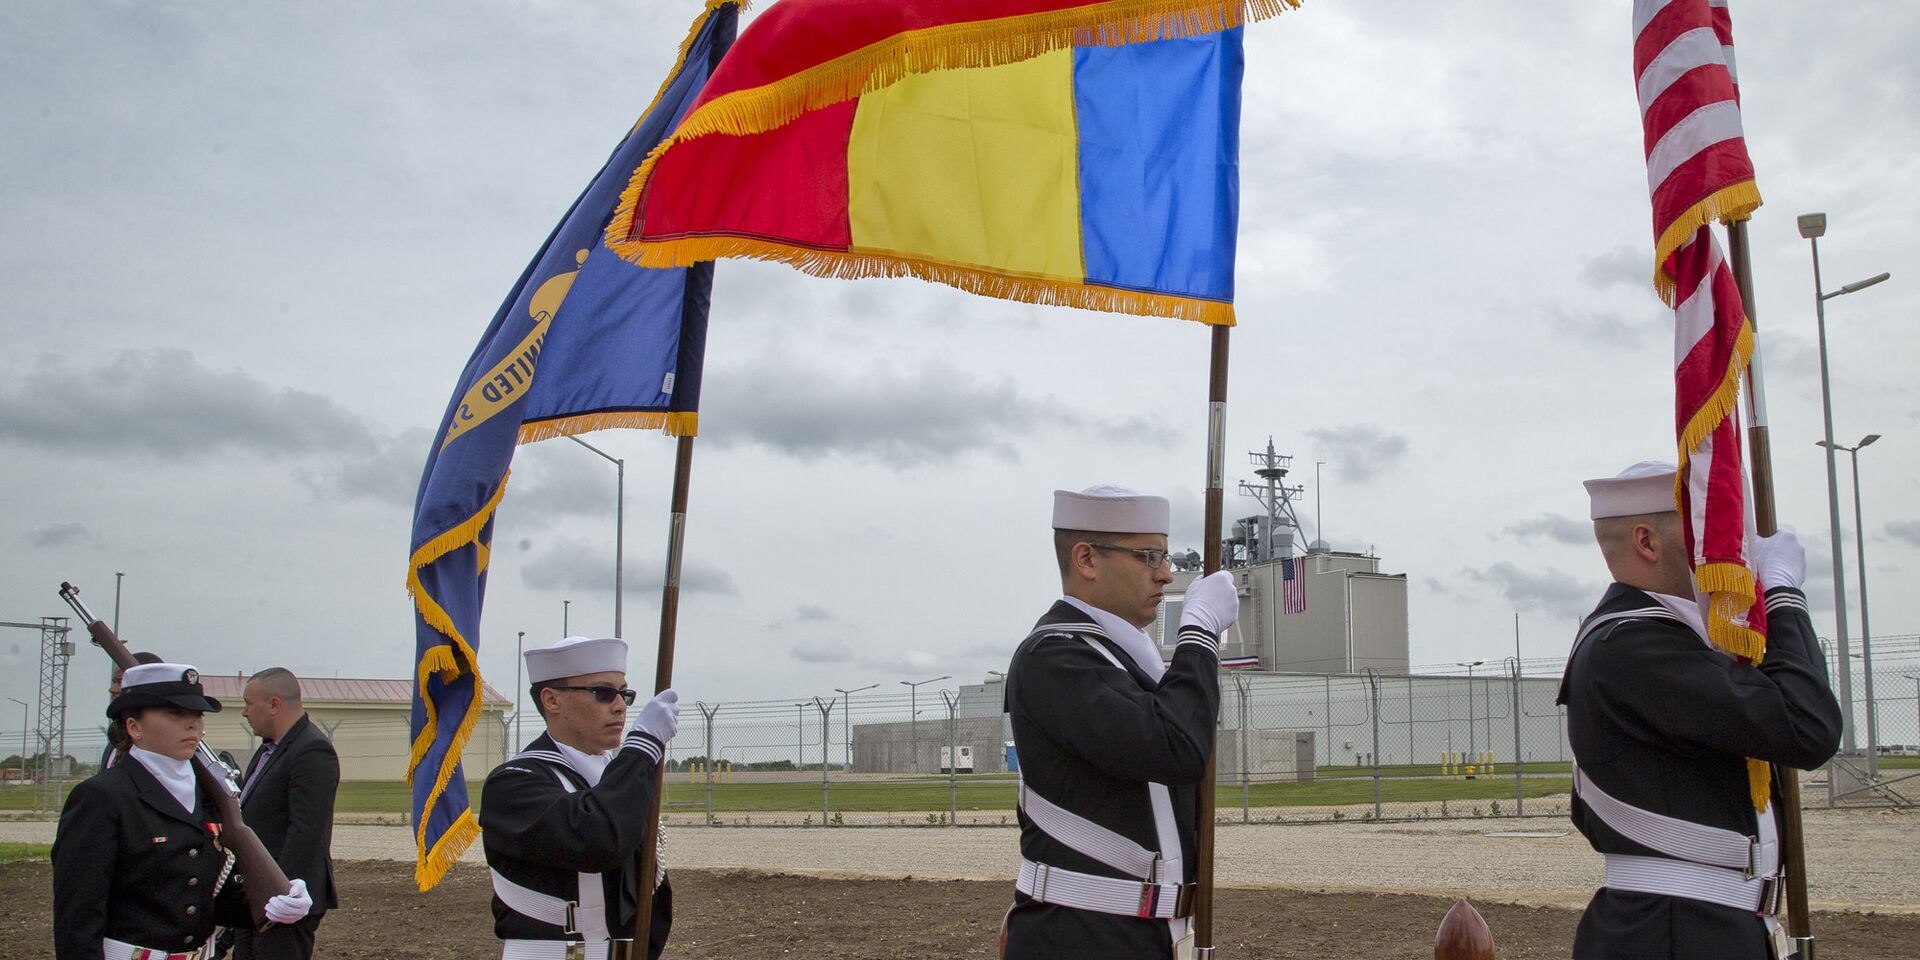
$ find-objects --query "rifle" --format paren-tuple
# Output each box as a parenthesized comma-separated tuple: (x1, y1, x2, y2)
(59, 581, 290, 927)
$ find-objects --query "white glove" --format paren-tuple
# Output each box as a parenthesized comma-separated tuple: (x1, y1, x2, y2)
(1752, 530, 1805, 590)
(630, 688, 680, 745)
(264, 877, 312, 925)
(1180, 570, 1239, 635)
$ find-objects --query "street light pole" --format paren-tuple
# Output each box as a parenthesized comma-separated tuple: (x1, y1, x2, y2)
(1798, 211, 1890, 757)
(566, 434, 627, 638)
(562, 599, 571, 637)
(834, 683, 878, 770)
(1456, 661, 1483, 775)
(514, 630, 526, 752)
(1819, 434, 1884, 777)
(900, 675, 950, 772)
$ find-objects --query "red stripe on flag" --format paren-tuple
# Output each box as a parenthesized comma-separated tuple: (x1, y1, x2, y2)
(636, 99, 857, 250)
(1641, 67, 1738, 153)
(1633, 1, 1715, 75)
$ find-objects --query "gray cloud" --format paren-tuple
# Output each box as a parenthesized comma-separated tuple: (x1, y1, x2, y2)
(790, 639, 854, 664)
(303, 428, 432, 506)
(1581, 245, 1644, 290)
(1307, 425, 1409, 484)
(1545, 306, 1659, 346)
(1883, 521, 1920, 548)
(23, 522, 100, 548)
(519, 538, 735, 597)
(1460, 562, 1600, 620)
(795, 604, 833, 622)
(703, 357, 1172, 466)
(0, 349, 369, 459)
(499, 452, 620, 524)
(1504, 514, 1590, 546)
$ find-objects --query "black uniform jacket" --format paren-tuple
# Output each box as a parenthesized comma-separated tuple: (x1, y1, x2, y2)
(52, 757, 252, 959)
(1003, 600, 1221, 960)
(479, 731, 673, 958)
(1558, 584, 1842, 960)
(240, 713, 341, 913)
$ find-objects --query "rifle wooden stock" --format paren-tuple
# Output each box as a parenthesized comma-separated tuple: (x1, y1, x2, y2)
(76, 604, 291, 927)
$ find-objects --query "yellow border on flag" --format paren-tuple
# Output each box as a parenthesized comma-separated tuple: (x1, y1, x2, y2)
(1653, 180, 1762, 306)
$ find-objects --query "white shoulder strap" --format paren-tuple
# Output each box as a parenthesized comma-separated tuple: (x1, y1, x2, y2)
(1573, 765, 1757, 871)
(1018, 779, 1159, 879)
(1570, 606, 1683, 658)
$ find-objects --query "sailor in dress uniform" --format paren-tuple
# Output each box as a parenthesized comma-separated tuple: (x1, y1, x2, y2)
(1559, 461, 1842, 959)
(1002, 485, 1239, 960)
(52, 663, 314, 960)
(480, 636, 680, 960)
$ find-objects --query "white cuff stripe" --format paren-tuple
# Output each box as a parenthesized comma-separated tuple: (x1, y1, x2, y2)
(625, 732, 664, 763)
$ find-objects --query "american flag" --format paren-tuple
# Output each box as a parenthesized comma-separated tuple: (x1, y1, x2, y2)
(1636, 0, 1760, 305)
(1281, 555, 1306, 615)
(1635, 0, 1771, 809)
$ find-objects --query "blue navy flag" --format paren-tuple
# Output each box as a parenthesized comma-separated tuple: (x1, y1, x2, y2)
(406, 0, 738, 890)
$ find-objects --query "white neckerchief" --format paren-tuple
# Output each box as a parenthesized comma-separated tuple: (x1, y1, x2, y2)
(129, 746, 198, 815)
(1647, 590, 1711, 649)
(552, 739, 612, 787)
(1061, 596, 1166, 680)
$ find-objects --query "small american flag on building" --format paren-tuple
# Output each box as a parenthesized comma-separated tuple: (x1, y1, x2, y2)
(1281, 555, 1306, 614)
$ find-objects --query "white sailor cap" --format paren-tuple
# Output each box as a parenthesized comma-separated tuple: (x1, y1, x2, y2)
(108, 662, 222, 717)
(525, 636, 628, 684)
(1583, 460, 1678, 519)
(1052, 484, 1170, 535)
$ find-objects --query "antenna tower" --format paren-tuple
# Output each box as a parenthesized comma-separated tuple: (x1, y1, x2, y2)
(1235, 437, 1308, 564)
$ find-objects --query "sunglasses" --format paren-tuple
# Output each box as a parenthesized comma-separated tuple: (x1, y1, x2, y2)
(547, 684, 638, 706)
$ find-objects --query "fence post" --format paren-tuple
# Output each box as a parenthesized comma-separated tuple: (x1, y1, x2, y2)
(1234, 673, 1251, 823)
(697, 701, 719, 825)
(1365, 669, 1381, 821)
(940, 690, 959, 825)
(1407, 677, 1416, 771)
(1508, 660, 1524, 816)
(814, 696, 834, 826)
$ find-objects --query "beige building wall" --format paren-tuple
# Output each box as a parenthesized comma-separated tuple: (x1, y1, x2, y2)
(1158, 550, 1408, 674)
(202, 700, 507, 781)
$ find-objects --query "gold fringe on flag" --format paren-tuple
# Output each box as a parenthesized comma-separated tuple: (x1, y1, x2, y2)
(606, 0, 1301, 260)
(404, 472, 510, 890)
(1654, 180, 1763, 306)
(627, 0, 752, 139)
(607, 235, 1236, 325)
(518, 410, 700, 445)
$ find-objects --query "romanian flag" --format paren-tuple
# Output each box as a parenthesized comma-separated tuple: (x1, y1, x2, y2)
(606, 0, 1302, 325)
(406, 0, 739, 890)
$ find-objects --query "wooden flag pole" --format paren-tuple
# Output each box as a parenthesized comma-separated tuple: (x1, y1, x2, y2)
(621, 436, 695, 960)
(1725, 220, 1815, 956)
(1194, 323, 1230, 956)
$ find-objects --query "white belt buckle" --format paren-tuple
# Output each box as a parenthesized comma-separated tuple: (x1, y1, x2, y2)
(1744, 835, 1760, 880)
(564, 900, 580, 936)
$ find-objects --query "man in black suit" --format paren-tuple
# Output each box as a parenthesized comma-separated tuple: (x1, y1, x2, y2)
(231, 667, 341, 960)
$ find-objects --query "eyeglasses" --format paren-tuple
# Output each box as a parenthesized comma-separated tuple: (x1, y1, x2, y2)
(547, 685, 638, 706)
(1088, 543, 1171, 570)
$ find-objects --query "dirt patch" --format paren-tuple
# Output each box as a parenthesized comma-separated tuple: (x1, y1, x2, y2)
(3, 859, 1916, 958)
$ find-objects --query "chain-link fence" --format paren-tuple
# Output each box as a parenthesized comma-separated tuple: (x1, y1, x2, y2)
(5, 637, 1915, 820)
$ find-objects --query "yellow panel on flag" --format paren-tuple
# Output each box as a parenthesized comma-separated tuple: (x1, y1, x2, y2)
(847, 49, 1084, 282)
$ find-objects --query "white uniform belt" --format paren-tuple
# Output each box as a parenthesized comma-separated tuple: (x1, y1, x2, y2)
(491, 868, 607, 934)
(1573, 766, 1757, 872)
(1604, 853, 1777, 914)
(1018, 780, 1161, 879)
(102, 939, 212, 960)
(1017, 857, 1194, 919)
(500, 939, 620, 960)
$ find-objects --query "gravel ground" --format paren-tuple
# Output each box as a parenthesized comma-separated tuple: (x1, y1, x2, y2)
(6, 806, 1913, 912)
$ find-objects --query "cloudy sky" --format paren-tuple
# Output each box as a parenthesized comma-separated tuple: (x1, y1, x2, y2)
(4, 1, 1916, 739)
